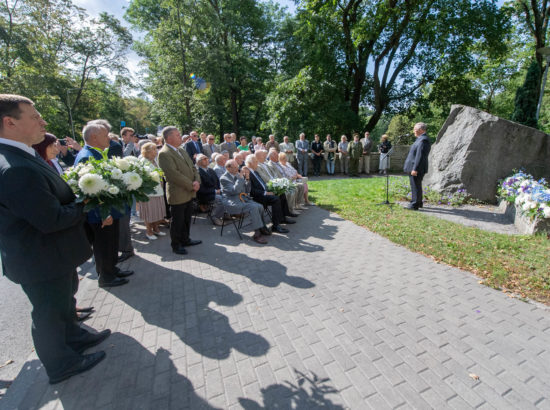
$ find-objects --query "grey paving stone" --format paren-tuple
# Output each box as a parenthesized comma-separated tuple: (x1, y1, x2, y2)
(4, 206, 550, 410)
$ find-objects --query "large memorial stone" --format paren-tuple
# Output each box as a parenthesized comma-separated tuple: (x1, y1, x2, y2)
(424, 105, 550, 203)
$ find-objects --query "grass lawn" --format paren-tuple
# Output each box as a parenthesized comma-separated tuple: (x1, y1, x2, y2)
(308, 177, 550, 305)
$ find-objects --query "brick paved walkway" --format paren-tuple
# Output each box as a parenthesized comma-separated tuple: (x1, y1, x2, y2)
(2, 206, 550, 409)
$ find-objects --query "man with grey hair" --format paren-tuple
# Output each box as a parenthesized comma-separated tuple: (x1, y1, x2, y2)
(87, 119, 123, 158)
(279, 136, 295, 165)
(213, 153, 227, 179)
(220, 133, 238, 156)
(75, 122, 134, 287)
(403, 122, 431, 210)
(220, 159, 270, 243)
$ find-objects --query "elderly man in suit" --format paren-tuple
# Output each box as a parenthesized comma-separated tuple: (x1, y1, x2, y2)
(279, 135, 295, 165)
(220, 133, 238, 157)
(246, 154, 295, 234)
(403, 122, 431, 210)
(74, 122, 134, 288)
(196, 154, 225, 225)
(295, 132, 309, 177)
(0, 94, 110, 384)
(185, 130, 203, 163)
(203, 134, 220, 159)
(220, 159, 269, 244)
(158, 126, 202, 254)
(265, 149, 304, 214)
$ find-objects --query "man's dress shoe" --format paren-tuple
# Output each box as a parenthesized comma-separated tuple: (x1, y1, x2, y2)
(281, 218, 296, 224)
(98, 277, 129, 288)
(260, 227, 272, 236)
(272, 225, 289, 234)
(116, 270, 134, 278)
(253, 234, 268, 244)
(403, 204, 419, 210)
(49, 351, 106, 384)
(183, 239, 202, 246)
(76, 311, 92, 322)
(76, 307, 94, 313)
(172, 246, 188, 255)
(72, 329, 111, 354)
(287, 213, 299, 218)
(117, 252, 135, 263)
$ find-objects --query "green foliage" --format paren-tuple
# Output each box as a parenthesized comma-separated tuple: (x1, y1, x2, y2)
(511, 60, 541, 128)
(385, 115, 414, 145)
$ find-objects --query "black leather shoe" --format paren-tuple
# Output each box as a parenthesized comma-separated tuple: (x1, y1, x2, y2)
(117, 252, 135, 263)
(183, 239, 202, 246)
(281, 218, 296, 224)
(116, 270, 134, 278)
(288, 213, 299, 217)
(76, 306, 94, 313)
(172, 246, 188, 255)
(71, 329, 111, 354)
(49, 351, 106, 384)
(403, 204, 419, 210)
(272, 225, 289, 234)
(98, 277, 129, 288)
(76, 311, 92, 322)
(260, 226, 272, 236)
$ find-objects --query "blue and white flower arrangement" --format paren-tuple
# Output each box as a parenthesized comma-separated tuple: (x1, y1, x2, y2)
(498, 171, 550, 220)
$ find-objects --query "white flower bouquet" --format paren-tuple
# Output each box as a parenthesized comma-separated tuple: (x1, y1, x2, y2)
(498, 171, 550, 220)
(63, 152, 163, 219)
(267, 178, 296, 195)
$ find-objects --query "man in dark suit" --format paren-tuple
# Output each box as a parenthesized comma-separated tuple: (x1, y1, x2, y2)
(403, 122, 431, 210)
(74, 122, 134, 287)
(245, 154, 295, 234)
(0, 94, 110, 383)
(185, 130, 203, 163)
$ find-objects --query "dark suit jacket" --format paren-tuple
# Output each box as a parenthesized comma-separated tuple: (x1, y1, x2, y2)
(0, 144, 92, 284)
(249, 170, 269, 200)
(403, 134, 431, 175)
(197, 167, 220, 203)
(185, 140, 203, 163)
(109, 140, 123, 158)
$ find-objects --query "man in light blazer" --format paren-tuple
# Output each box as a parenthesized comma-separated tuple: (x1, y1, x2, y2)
(0, 94, 109, 384)
(403, 122, 431, 210)
(220, 160, 269, 243)
(203, 134, 220, 159)
(295, 133, 309, 177)
(158, 126, 202, 254)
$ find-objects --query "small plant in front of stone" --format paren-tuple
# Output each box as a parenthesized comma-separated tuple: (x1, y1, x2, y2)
(390, 177, 473, 206)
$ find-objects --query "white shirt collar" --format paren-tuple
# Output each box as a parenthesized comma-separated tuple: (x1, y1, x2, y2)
(0, 137, 36, 156)
(166, 143, 180, 151)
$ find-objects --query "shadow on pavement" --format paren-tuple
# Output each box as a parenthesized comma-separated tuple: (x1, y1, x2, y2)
(105, 258, 270, 360)
(238, 369, 343, 410)
(9, 333, 220, 409)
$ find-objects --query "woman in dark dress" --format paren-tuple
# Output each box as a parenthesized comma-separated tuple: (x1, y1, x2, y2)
(378, 134, 392, 175)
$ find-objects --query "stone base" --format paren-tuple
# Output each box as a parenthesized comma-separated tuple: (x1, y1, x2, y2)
(499, 201, 550, 235)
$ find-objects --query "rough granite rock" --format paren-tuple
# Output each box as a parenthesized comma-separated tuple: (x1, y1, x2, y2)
(424, 105, 550, 203)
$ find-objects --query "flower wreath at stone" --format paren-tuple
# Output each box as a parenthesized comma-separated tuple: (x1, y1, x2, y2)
(63, 151, 163, 220)
(498, 171, 550, 220)
(267, 178, 296, 196)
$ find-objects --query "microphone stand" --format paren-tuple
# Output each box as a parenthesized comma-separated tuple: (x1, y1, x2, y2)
(377, 147, 394, 206)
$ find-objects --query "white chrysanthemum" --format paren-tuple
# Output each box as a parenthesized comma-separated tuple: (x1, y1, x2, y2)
(78, 174, 107, 195)
(125, 156, 139, 163)
(67, 179, 78, 187)
(111, 168, 123, 180)
(122, 172, 142, 190)
(150, 171, 161, 183)
(113, 158, 130, 171)
(77, 165, 93, 177)
(108, 185, 120, 195)
(542, 205, 550, 219)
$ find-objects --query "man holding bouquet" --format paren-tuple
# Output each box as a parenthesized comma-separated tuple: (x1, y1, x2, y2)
(0, 94, 109, 384)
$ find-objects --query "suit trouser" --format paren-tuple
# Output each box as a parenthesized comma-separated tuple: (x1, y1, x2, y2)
(362, 155, 370, 174)
(118, 213, 134, 256)
(349, 158, 359, 176)
(312, 156, 322, 175)
(297, 155, 308, 176)
(170, 200, 193, 249)
(253, 194, 288, 226)
(409, 174, 425, 207)
(21, 272, 87, 378)
(88, 219, 120, 283)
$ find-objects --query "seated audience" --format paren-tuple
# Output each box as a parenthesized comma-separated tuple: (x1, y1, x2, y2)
(196, 154, 225, 225)
(279, 152, 313, 206)
(220, 160, 270, 244)
(213, 153, 227, 179)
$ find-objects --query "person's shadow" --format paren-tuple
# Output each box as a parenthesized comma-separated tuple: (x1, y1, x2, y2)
(104, 258, 270, 360)
(7, 333, 221, 409)
(239, 369, 344, 409)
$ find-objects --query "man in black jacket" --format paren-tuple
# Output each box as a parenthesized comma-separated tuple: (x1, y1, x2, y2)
(403, 122, 431, 210)
(0, 94, 110, 384)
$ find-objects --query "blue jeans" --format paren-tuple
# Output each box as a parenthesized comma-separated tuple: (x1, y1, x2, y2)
(326, 159, 335, 174)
